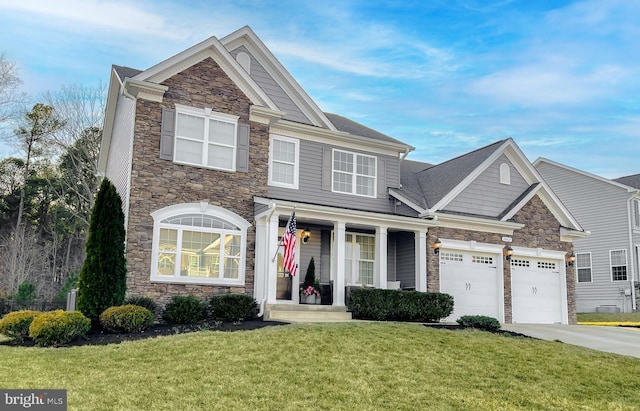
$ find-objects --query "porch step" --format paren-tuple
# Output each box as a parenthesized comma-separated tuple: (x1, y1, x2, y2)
(264, 304, 353, 323)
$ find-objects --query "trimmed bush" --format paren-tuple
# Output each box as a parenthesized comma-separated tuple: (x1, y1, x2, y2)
(29, 310, 91, 347)
(348, 288, 454, 322)
(209, 294, 258, 322)
(162, 296, 206, 324)
(456, 315, 501, 332)
(100, 305, 154, 333)
(0, 310, 42, 341)
(124, 296, 157, 314)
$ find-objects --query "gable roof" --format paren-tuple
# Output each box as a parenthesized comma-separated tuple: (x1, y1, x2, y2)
(614, 173, 640, 189)
(324, 113, 409, 146)
(534, 158, 637, 193)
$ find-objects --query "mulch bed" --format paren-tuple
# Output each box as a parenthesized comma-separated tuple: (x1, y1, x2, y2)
(423, 323, 536, 339)
(1, 319, 289, 348)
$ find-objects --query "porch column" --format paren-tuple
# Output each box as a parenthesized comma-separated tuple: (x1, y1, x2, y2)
(333, 221, 346, 306)
(374, 226, 388, 289)
(266, 213, 280, 304)
(415, 229, 427, 292)
(254, 216, 267, 305)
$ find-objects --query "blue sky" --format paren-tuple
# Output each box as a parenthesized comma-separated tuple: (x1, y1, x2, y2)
(0, 0, 638, 178)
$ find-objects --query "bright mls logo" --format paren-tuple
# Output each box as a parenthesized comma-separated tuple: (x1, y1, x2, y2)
(1, 390, 66, 410)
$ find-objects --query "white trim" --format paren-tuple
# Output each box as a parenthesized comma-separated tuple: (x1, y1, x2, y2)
(149, 203, 251, 286)
(609, 249, 629, 282)
(331, 148, 377, 198)
(268, 134, 299, 189)
(575, 252, 593, 283)
(510, 246, 567, 260)
(499, 163, 511, 185)
(388, 189, 426, 214)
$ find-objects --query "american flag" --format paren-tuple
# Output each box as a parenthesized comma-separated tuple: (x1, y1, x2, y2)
(282, 211, 297, 276)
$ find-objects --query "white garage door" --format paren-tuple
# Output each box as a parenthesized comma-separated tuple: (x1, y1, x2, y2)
(511, 257, 563, 324)
(440, 250, 501, 322)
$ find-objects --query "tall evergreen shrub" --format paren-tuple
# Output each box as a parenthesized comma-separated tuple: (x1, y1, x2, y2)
(302, 257, 316, 289)
(77, 178, 126, 321)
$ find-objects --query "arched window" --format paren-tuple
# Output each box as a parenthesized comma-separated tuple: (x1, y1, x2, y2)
(499, 163, 511, 185)
(150, 203, 251, 285)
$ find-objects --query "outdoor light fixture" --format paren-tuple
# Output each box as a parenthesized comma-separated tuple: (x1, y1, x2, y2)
(504, 246, 514, 261)
(433, 239, 442, 255)
(566, 252, 576, 267)
(301, 228, 311, 244)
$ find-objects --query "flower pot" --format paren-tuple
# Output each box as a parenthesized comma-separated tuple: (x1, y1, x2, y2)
(302, 294, 316, 304)
(315, 297, 322, 305)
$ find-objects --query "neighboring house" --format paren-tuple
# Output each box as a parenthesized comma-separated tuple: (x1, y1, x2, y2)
(535, 159, 639, 313)
(98, 26, 586, 324)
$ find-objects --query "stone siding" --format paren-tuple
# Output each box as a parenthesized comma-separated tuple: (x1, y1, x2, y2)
(125, 57, 269, 307)
(427, 195, 576, 324)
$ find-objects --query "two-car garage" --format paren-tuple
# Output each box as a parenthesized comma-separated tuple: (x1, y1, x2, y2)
(438, 240, 568, 324)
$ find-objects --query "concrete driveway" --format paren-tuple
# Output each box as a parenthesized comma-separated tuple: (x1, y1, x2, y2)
(502, 324, 640, 358)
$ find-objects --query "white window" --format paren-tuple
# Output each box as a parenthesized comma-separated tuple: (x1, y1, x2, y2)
(499, 163, 511, 185)
(268, 135, 299, 189)
(576, 252, 592, 283)
(150, 203, 251, 285)
(174, 104, 239, 171)
(633, 199, 640, 229)
(345, 233, 375, 286)
(332, 149, 376, 197)
(610, 249, 628, 281)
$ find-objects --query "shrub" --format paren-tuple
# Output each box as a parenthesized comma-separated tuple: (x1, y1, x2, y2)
(0, 310, 41, 341)
(100, 305, 154, 333)
(124, 296, 157, 314)
(162, 296, 206, 324)
(209, 294, 257, 322)
(348, 289, 454, 322)
(28, 310, 91, 347)
(456, 315, 501, 332)
(14, 281, 37, 303)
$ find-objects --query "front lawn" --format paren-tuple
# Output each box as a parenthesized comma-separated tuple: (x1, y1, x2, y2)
(1, 322, 639, 410)
(578, 312, 640, 325)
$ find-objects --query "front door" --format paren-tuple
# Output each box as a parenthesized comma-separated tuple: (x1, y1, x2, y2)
(276, 229, 300, 303)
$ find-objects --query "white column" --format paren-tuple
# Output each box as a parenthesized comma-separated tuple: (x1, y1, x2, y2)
(266, 213, 279, 304)
(415, 229, 427, 292)
(375, 226, 388, 289)
(254, 216, 267, 307)
(333, 221, 346, 306)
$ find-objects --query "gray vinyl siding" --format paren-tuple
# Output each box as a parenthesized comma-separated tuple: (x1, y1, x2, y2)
(299, 227, 322, 285)
(444, 155, 529, 217)
(537, 161, 634, 312)
(395, 231, 415, 289)
(105, 94, 135, 219)
(387, 234, 397, 281)
(228, 46, 311, 125)
(268, 140, 400, 213)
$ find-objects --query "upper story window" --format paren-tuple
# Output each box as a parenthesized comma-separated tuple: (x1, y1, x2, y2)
(174, 104, 239, 171)
(332, 149, 376, 197)
(150, 203, 251, 286)
(633, 199, 640, 229)
(268, 135, 299, 189)
(610, 249, 628, 281)
(576, 252, 592, 283)
(499, 163, 511, 185)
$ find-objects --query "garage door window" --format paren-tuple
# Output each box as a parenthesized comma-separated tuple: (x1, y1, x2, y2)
(537, 261, 556, 270)
(441, 252, 463, 262)
(511, 259, 530, 267)
(472, 255, 493, 264)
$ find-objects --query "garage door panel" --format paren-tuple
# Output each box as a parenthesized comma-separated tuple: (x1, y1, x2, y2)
(511, 258, 563, 324)
(440, 250, 500, 322)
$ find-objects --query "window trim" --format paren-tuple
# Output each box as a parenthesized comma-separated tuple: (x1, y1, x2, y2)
(609, 249, 628, 282)
(268, 134, 299, 189)
(173, 104, 239, 172)
(575, 252, 592, 283)
(331, 149, 377, 198)
(632, 199, 640, 229)
(344, 232, 375, 286)
(499, 163, 511, 185)
(150, 203, 251, 286)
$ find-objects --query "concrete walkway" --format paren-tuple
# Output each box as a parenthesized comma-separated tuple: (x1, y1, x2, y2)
(503, 324, 640, 358)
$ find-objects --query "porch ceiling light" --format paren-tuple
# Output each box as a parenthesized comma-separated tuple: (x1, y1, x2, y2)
(301, 227, 311, 244)
(504, 246, 514, 261)
(433, 239, 442, 255)
(566, 252, 576, 267)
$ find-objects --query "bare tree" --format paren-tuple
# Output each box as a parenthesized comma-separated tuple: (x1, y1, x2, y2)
(0, 53, 28, 135)
(0, 226, 46, 296)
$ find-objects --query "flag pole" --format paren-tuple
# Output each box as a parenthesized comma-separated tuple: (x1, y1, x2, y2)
(271, 206, 295, 262)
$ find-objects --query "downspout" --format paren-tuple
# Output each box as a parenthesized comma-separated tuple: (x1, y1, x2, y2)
(257, 201, 277, 317)
(626, 193, 638, 311)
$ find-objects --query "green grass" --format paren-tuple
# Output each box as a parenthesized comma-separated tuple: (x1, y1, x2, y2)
(1, 322, 639, 410)
(578, 312, 640, 323)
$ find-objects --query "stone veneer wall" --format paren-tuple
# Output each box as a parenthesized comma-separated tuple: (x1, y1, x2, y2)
(125, 57, 269, 307)
(427, 195, 576, 324)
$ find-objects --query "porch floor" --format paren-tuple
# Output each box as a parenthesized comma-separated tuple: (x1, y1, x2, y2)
(264, 303, 353, 323)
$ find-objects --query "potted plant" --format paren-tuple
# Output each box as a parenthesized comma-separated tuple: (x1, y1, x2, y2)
(300, 257, 320, 304)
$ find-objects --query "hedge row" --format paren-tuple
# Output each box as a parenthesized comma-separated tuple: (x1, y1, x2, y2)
(347, 288, 454, 322)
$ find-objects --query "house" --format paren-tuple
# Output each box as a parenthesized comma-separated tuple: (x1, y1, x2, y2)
(535, 159, 639, 313)
(98, 26, 586, 324)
